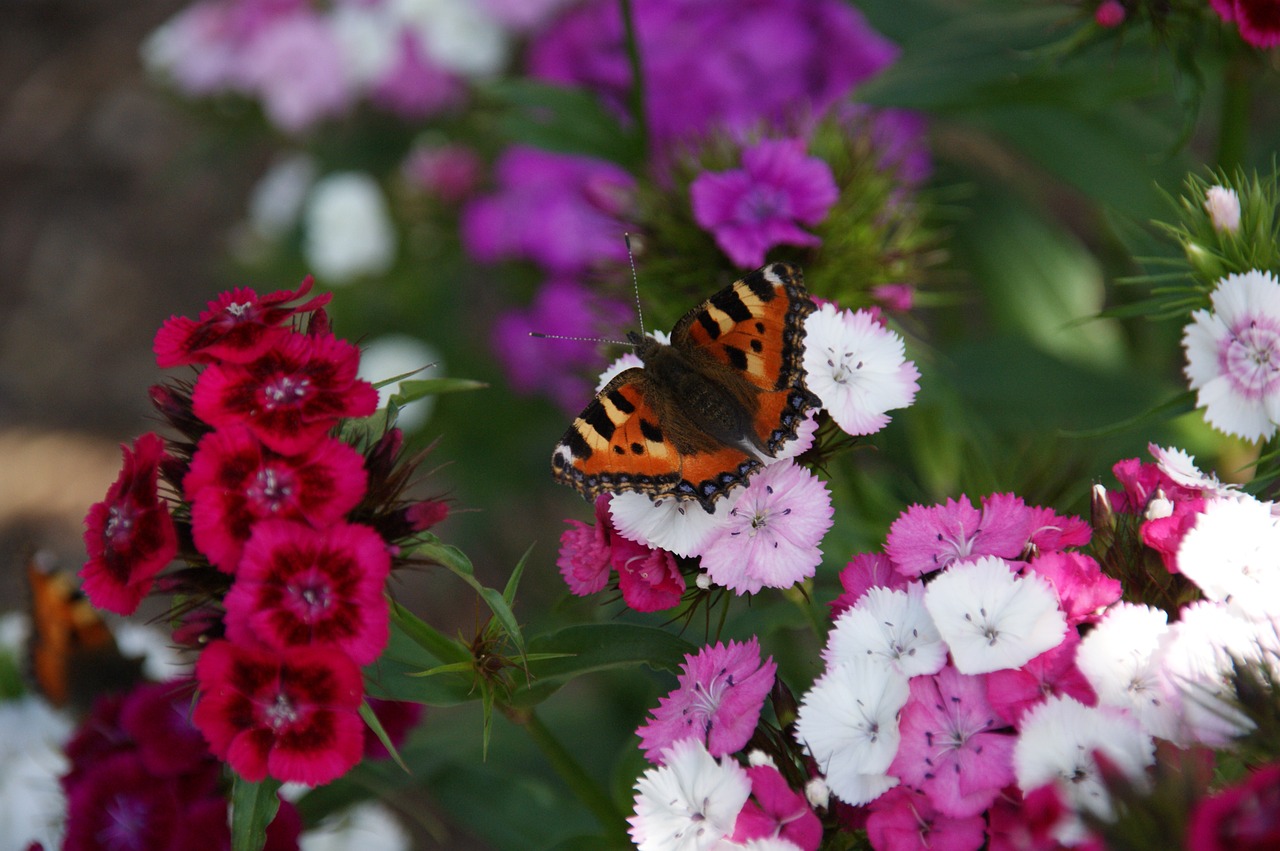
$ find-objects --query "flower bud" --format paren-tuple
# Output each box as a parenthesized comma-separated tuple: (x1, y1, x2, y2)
(1203, 185, 1241, 234)
(1094, 0, 1125, 27)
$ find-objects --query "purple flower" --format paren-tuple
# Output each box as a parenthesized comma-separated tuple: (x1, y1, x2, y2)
(371, 31, 463, 119)
(885, 493, 1036, 579)
(527, 0, 898, 150)
(636, 637, 776, 764)
(889, 666, 1016, 819)
(490, 278, 631, 412)
(691, 138, 837, 268)
(462, 146, 634, 274)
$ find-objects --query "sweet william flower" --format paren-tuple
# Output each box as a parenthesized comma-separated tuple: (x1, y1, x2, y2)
(556, 495, 614, 596)
(304, 171, 398, 284)
(1175, 494, 1280, 620)
(185, 425, 368, 573)
(636, 638, 777, 764)
(1204, 185, 1242, 233)
(223, 520, 391, 665)
(864, 785, 987, 851)
(691, 138, 838, 269)
(985, 631, 1095, 727)
(194, 640, 365, 786)
(613, 533, 686, 613)
(1186, 762, 1280, 851)
(1183, 269, 1280, 442)
(192, 330, 379, 456)
(801, 304, 920, 437)
(730, 763, 822, 851)
(63, 751, 181, 851)
(629, 737, 752, 851)
(81, 432, 177, 616)
(153, 277, 329, 368)
(828, 552, 909, 617)
(885, 493, 1035, 579)
(823, 583, 946, 679)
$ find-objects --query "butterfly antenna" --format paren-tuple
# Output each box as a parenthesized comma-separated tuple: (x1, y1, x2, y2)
(529, 331, 635, 347)
(625, 232, 646, 337)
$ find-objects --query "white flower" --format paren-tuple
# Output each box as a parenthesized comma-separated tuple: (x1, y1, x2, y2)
(1014, 696, 1154, 835)
(248, 154, 317, 240)
(801, 304, 920, 437)
(922, 556, 1067, 674)
(359, 334, 443, 432)
(301, 801, 411, 851)
(304, 172, 397, 284)
(629, 738, 752, 851)
(1075, 603, 1183, 741)
(823, 583, 946, 679)
(0, 696, 74, 851)
(1204, 185, 1241, 234)
(390, 0, 509, 77)
(1176, 495, 1280, 620)
(610, 490, 732, 558)
(1157, 600, 1262, 745)
(114, 622, 192, 681)
(330, 4, 400, 88)
(1148, 444, 1240, 498)
(1182, 269, 1280, 442)
(794, 657, 909, 806)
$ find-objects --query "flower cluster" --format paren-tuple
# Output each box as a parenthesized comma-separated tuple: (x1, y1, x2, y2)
(79, 278, 446, 788)
(555, 304, 917, 606)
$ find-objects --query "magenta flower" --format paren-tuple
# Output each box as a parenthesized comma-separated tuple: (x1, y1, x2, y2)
(371, 31, 463, 118)
(363, 698, 424, 761)
(193, 640, 365, 785)
(829, 552, 910, 618)
(864, 785, 987, 851)
(81, 432, 178, 615)
(885, 493, 1035, 579)
(223, 520, 391, 664)
(691, 138, 838, 268)
(1210, 0, 1280, 48)
(612, 534, 685, 613)
(636, 638, 776, 763)
(119, 679, 208, 778)
(1025, 552, 1121, 625)
(153, 277, 329, 368)
(731, 763, 822, 851)
(192, 330, 378, 456)
(985, 632, 1096, 726)
(1186, 761, 1280, 851)
(556, 495, 615, 596)
(889, 666, 1015, 819)
(63, 752, 181, 851)
(1025, 505, 1091, 552)
(240, 11, 352, 133)
(184, 425, 368, 572)
(698, 459, 834, 595)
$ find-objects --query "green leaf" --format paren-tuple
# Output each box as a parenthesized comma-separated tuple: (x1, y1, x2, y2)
(389, 600, 470, 665)
(413, 540, 525, 654)
(390, 377, 488, 407)
(359, 700, 410, 774)
(511, 624, 696, 707)
(479, 79, 644, 168)
(230, 775, 282, 851)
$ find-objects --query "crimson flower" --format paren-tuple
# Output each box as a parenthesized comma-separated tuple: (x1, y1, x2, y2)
(63, 752, 181, 851)
(153, 277, 330, 367)
(192, 331, 378, 456)
(193, 640, 365, 785)
(184, 425, 368, 572)
(81, 432, 178, 615)
(1187, 762, 1280, 851)
(223, 520, 391, 664)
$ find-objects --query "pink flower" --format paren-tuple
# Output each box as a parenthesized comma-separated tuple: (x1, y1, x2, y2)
(732, 763, 822, 851)
(371, 31, 464, 118)
(636, 638, 776, 763)
(864, 785, 987, 851)
(184, 425, 368, 572)
(1141, 495, 1205, 573)
(403, 143, 483, 204)
(698, 459, 834, 595)
(1227, 0, 1280, 48)
(153, 277, 329, 368)
(119, 679, 207, 778)
(889, 666, 1016, 818)
(556, 495, 615, 596)
(613, 534, 686, 612)
(63, 752, 182, 851)
(81, 433, 178, 615)
(192, 330, 378, 456)
(1094, 0, 1126, 27)
(1025, 505, 1091, 552)
(241, 12, 353, 132)
(885, 493, 1035, 579)
(690, 138, 838, 268)
(1186, 761, 1280, 851)
(1025, 552, 1121, 624)
(223, 520, 391, 664)
(986, 784, 1075, 851)
(193, 640, 365, 785)
(828, 552, 909, 617)
(985, 631, 1096, 726)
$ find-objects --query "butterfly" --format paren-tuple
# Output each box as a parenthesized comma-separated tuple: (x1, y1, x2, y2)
(552, 262, 820, 513)
(27, 554, 142, 710)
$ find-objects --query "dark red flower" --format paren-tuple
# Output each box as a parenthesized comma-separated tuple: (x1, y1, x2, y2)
(192, 331, 378, 456)
(81, 432, 178, 615)
(223, 520, 391, 664)
(63, 752, 181, 851)
(363, 698, 425, 760)
(119, 679, 208, 778)
(193, 640, 365, 785)
(154, 277, 330, 368)
(1187, 762, 1280, 851)
(173, 795, 302, 851)
(184, 425, 368, 572)
(1233, 0, 1280, 48)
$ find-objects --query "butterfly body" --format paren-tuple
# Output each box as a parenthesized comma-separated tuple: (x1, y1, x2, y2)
(552, 262, 819, 513)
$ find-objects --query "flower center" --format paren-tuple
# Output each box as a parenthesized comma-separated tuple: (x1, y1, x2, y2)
(248, 465, 295, 513)
(740, 184, 790, 223)
(288, 576, 332, 620)
(103, 794, 150, 848)
(225, 301, 252, 318)
(262, 374, 311, 409)
(103, 503, 136, 545)
(1224, 320, 1280, 397)
(825, 346, 862, 385)
(264, 692, 299, 730)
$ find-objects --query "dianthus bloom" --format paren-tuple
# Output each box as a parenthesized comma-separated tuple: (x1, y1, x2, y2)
(628, 737, 752, 851)
(81, 432, 178, 615)
(1183, 269, 1280, 442)
(691, 138, 838, 268)
(194, 640, 365, 786)
(1208, 0, 1280, 48)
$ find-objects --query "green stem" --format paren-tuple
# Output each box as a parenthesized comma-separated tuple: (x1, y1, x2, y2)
(1216, 53, 1250, 171)
(519, 709, 629, 843)
(618, 0, 649, 158)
